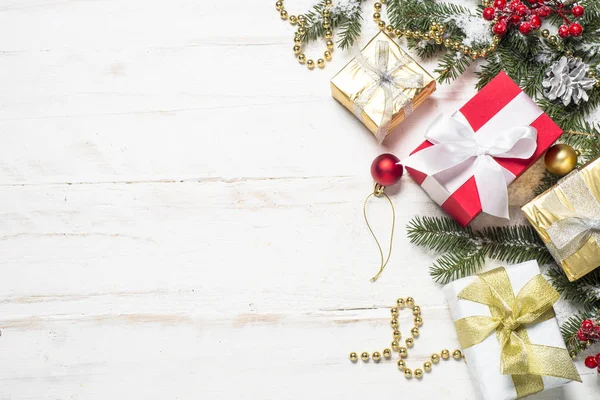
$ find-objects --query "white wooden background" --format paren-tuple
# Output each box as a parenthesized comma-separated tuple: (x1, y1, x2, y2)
(0, 0, 597, 398)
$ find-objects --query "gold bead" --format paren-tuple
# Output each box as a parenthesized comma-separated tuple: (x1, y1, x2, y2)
(350, 352, 358, 362)
(386, 25, 394, 34)
(391, 307, 398, 316)
(404, 368, 413, 379)
(374, 2, 382, 10)
(463, 46, 471, 55)
(397, 298, 405, 308)
(294, 35, 302, 44)
(297, 15, 306, 25)
(404, 29, 412, 38)
(326, 40, 334, 50)
(361, 352, 370, 361)
(325, 29, 333, 39)
(589, 70, 596, 78)
(322, 9, 331, 18)
(397, 359, 406, 371)
(549, 36, 558, 44)
(298, 27, 307, 35)
(472, 52, 479, 60)
(541, 29, 550, 38)
(444, 38, 453, 47)
(414, 368, 423, 379)
(275, 1, 284, 10)
(414, 316, 423, 326)
(289, 15, 297, 25)
(431, 353, 440, 363)
(405, 338, 414, 348)
(393, 330, 401, 339)
(453, 350, 463, 359)
(383, 348, 392, 359)
(399, 347, 408, 358)
(441, 349, 450, 360)
(435, 37, 443, 45)
(317, 58, 325, 69)
(373, 12, 381, 20)
(297, 54, 306, 64)
(411, 327, 419, 337)
(372, 351, 381, 362)
(293, 45, 301, 54)
(431, 22, 438, 31)
(378, 21, 386, 29)
(480, 50, 488, 58)
(323, 21, 331, 29)
(324, 50, 332, 61)
(423, 361, 432, 371)
(306, 59, 315, 69)
(392, 340, 400, 350)
(488, 45, 496, 52)
(406, 297, 414, 307)
(438, 23, 446, 31)
(394, 28, 404, 37)
(544, 144, 578, 177)
(280, 10, 288, 19)
(412, 306, 421, 315)
(324, 0, 332, 5)
(391, 319, 399, 329)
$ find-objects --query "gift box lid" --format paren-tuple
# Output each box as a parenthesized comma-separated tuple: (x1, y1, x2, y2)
(406, 72, 563, 226)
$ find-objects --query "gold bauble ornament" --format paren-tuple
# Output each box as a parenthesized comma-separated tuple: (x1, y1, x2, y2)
(545, 144, 578, 176)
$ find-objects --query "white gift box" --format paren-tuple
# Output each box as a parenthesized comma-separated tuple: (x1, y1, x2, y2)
(443, 261, 575, 400)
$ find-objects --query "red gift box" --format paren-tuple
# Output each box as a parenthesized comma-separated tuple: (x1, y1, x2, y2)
(405, 72, 562, 226)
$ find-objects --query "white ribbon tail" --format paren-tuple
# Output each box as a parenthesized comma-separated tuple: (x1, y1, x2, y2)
(474, 156, 512, 219)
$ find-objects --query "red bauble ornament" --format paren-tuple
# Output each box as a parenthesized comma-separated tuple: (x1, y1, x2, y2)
(530, 15, 541, 29)
(581, 319, 595, 333)
(519, 21, 532, 34)
(371, 154, 403, 187)
(585, 356, 598, 369)
(577, 329, 589, 341)
(558, 25, 570, 38)
(572, 5, 585, 18)
(569, 23, 583, 37)
(493, 22, 508, 35)
(494, 0, 507, 8)
(483, 7, 496, 20)
(538, 6, 551, 18)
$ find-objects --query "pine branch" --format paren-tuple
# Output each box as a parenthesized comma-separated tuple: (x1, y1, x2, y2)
(435, 51, 473, 84)
(561, 310, 599, 356)
(302, 0, 365, 49)
(547, 267, 600, 308)
(407, 216, 552, 283)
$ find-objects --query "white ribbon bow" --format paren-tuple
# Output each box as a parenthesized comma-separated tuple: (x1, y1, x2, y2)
(405, 113, 538, 219)
(543, 170, 600, 260)
(353, 40, 424, 143)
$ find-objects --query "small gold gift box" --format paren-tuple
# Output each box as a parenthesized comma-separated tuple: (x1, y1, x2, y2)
(331, 31, 436, 143)
(522, 157, 600, 281)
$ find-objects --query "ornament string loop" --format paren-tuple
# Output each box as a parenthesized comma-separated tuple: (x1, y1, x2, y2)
(363, 188, 395, 282)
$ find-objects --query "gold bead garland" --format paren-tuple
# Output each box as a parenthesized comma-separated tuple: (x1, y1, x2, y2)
(275, 0, 334, 70)
(349, 297, 464, 380)
(372, 1, 500, 61)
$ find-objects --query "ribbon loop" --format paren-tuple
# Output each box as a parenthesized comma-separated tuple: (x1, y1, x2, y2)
(405, 113, 538, 219)
(454, 267, 581, 398)
(352, 40, 424, 144)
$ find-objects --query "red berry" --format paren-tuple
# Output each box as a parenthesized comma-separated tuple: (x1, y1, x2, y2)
(509, 0, 522, 11)
(516, 4, 528, 16)
(569, 23, 583, 37)
(582, 319, 595, 333)
(558, 25, 570, 38)
(572, 5, 585, 18)
(519, 21, 532, 34)
(483, 7, 496, 20)
(530, 15, 541, 29)
(493, 22, 508, 35)
(510, 14, 522, 24)
(585, 356, 599, 368)
(494, 0, 507, 8)
(596, 353, 600, 365)
(538, 6, 551, 18)
(577, 329, 589, 341)
(527, 0, 538, 3)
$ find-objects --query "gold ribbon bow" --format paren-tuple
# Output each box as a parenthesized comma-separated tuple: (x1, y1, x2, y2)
(454, 267, 581, 398)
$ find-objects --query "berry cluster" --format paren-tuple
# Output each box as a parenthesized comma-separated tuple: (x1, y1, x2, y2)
(577, 318, 600, 343)
(482, 0, 584, 37)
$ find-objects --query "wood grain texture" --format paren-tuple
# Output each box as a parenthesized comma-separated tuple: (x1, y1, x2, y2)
(0, 1, 598, 399)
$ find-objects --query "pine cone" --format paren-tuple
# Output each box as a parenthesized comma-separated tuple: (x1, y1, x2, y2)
(542, 56, 595, 106)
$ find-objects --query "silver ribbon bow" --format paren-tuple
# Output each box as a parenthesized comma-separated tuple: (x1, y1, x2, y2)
(543, 170, 600, 260)
(352, 41, 424, 144)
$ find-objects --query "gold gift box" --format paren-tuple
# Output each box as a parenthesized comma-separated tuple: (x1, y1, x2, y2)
(330, 31, 436, 142)
(522, 157, 600, 281)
